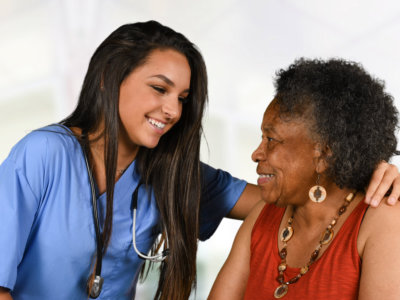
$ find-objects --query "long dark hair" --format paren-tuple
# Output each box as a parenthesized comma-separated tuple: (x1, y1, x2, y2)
(61, 21, 208, 299)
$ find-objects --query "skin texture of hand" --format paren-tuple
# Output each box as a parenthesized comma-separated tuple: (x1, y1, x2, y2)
(365, 161, 400, 207)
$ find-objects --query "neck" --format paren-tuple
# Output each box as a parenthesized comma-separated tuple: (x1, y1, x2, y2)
(90, 137, 137, 176)
(87, 126, 138, 174)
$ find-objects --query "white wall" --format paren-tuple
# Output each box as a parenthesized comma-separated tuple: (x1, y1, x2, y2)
(1, 0, 400, 298)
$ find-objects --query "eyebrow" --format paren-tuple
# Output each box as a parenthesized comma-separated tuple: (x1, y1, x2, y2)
(262, 125, 284, 142)
(262, 125, 278, 134)
(149, 74, 190, 93)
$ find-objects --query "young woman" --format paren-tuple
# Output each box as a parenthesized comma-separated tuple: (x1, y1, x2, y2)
(0, 22, 398, 300)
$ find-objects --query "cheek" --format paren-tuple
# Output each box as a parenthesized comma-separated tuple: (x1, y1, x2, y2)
(177, 105, 183, 120)
(270, 149, 312, 183)
(282, 158, 316, 198)
(170, 103, 183, 126)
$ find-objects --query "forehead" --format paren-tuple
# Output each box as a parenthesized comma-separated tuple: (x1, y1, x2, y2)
(129, 48, 191, 86)
(261, 101, 313, 141)
(143, 49, 189, 72)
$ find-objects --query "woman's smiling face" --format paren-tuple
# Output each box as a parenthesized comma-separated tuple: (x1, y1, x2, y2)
(118, 48, 191, 153)
(252, 99, 319, 206)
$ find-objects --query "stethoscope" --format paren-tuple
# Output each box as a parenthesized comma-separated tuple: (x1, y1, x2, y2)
(81, 142, 169, 298)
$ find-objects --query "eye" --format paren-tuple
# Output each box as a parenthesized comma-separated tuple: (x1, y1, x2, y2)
(151, 85, 166, 94)
(179, 96, 189, 104)
(261, 135, 274, 142)
(261, 135, 281, 150)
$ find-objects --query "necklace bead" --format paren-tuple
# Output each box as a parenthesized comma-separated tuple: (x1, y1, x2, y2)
(320, 228, 334, 244)
(300, 266, 308, 275)
(278, 263, 287, 272)
(274, 284, 289, 298)
(280, 226, 293, 242)
(279, 248, 287, 259)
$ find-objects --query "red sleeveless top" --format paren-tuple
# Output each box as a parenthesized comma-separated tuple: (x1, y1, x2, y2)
(244, 200, 368, 300)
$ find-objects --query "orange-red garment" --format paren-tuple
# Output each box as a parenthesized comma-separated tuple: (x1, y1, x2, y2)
(244, 200, 368, 300)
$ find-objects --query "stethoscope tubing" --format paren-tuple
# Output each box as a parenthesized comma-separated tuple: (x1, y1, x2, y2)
(131, 183, 168, 262)
(80, 135, 169, 298)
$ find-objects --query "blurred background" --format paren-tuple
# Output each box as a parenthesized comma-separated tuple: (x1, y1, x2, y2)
(1, 0, 400, 298)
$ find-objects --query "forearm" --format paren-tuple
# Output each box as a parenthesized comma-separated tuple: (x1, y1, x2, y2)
(227, 183, 261, 220)
(0, 287, 12, 300)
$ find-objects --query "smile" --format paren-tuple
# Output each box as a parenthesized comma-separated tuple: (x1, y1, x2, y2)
(147, 117, 166, 129)
(257, 174, 275, 185)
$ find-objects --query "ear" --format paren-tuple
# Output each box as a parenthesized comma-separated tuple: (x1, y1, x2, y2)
(313, 143, 332, 173)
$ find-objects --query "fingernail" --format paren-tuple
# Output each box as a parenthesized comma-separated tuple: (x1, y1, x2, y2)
(388, 197, 397, 205)
(365, 196, 371, 204)
(371, 199, 378, 207)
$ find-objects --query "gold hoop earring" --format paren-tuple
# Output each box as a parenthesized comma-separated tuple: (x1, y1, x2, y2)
(309, 173, 327, 203)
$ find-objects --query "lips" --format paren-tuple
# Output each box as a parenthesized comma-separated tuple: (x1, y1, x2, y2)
(146, 117, 168, 135)
(146, 117, 166, 129)
(257, 173, 275, 185)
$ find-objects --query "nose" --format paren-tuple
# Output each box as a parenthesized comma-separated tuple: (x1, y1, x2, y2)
(252, 141, 266, 163)
(161, 96, 181, 121)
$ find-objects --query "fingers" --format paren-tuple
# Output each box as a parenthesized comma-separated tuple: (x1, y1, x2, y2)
(365, 162, 399, 207)
(387, 176, 400, 205)
(365, 162, 386, 206)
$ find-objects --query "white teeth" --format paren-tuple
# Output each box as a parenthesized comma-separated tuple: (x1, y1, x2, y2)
(260, 174, 274, 178)
(147, 118, 165, 129)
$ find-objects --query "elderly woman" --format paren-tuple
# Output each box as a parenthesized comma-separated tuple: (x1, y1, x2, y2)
(208, 58, 400, 299)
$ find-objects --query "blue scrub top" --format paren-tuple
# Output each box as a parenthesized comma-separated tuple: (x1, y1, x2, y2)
(0, 125, 247, 300)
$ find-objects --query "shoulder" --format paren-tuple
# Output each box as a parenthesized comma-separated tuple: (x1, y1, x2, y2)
(7, 124, 79, 164)
(358, 199, 400, 298)
(242, 200, 267, 232)
(358, 199, 400, 255)
(200, 162, 247, 183)
(3, 124, 82, 184)
(223, 200, 265, 254)
(362, 199, 400, 229)
(200, 162, 247, 197)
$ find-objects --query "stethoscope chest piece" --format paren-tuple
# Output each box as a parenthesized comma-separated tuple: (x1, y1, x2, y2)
(87, 275, 104, 299)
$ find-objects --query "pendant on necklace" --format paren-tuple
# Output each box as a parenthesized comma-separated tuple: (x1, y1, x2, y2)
(320, 228, 334, 245)
(280, 226, 293, 242)
(274, 283, 289, 298)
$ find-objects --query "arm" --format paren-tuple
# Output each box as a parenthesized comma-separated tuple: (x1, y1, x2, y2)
(358, 201, 400, 299)
(0, 133, 47, 293)
(365, 161, 400, 207)
(208, 201, 265, 299)
(0, 288, 12, 300)
(227, 183, 260, 220)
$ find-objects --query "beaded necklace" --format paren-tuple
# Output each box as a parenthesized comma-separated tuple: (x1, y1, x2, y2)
(274, 192, 356, 298)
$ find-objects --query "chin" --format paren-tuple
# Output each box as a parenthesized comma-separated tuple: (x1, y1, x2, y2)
(143, 142, 159, 149)
(142, 138, 162, 149)
(272, 198, 287, 207)
(261, 191, 285, 207)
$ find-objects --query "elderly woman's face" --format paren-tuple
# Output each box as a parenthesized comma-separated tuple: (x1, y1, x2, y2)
(252, 100, 318, 206)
